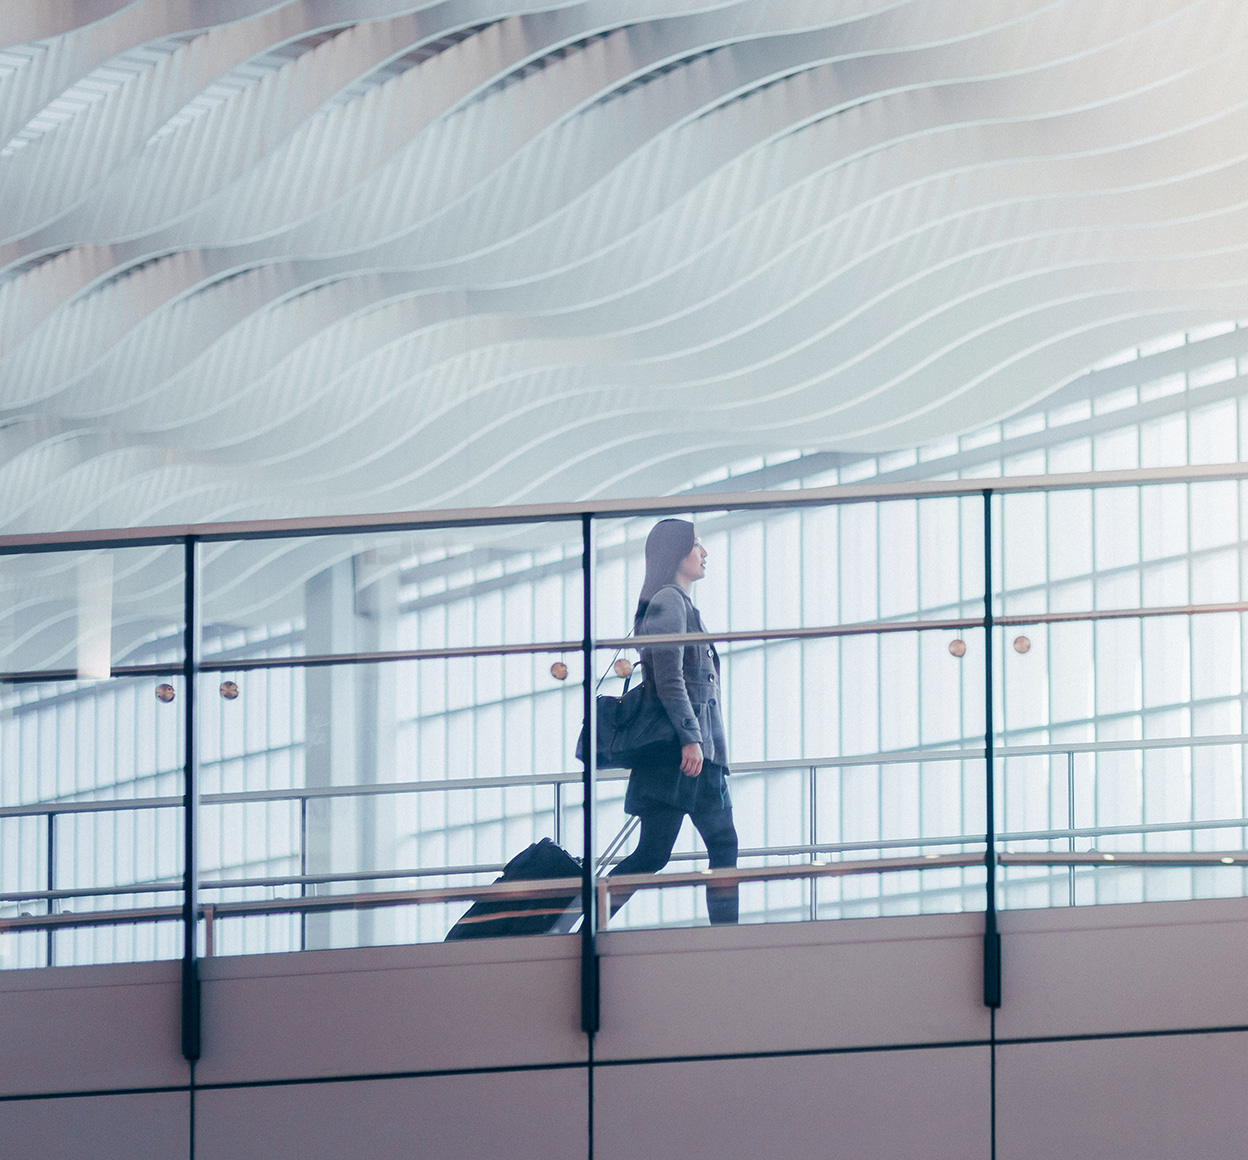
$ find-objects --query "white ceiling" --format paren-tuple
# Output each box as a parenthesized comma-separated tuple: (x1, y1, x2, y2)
(2, 0, 1247, 534)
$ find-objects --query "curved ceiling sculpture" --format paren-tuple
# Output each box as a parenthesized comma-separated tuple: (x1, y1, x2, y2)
(2, 0, 1248, 535)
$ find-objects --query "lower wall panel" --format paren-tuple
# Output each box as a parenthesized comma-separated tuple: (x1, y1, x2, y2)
(196, 939, 586, 1083)
(195, 1068, 589, 1160)
(594, 1047, 992, 1160)
(0, 1091, 190, 1160)
(14, 903, 1248, 1160)
(996, 1032, 1248, 1160)
(596, 915, 988, 1060)
(0, 961, 186, 1096)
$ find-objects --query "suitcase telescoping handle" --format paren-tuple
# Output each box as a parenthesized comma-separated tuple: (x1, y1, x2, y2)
(598, 815, 640, 871)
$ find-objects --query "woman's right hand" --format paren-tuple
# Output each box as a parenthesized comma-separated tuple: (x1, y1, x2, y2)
(680, 742, 704, 777)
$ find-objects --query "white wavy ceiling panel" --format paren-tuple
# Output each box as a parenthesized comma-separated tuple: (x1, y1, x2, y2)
(1, 0, 1247, 534)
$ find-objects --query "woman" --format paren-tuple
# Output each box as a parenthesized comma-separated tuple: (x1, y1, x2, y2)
(608, 518, 739, 924)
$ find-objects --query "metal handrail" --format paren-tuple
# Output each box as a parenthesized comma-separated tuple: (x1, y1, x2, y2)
(1000, 851, 1248, 867)
(7, 729, 1248, 820)
(8, 849, 1248, 942)
(10, 597, 1248, 685)
(4, 464, 1248, 554)
(0, 854, 985, 938)
(13, 805, 1248, 906)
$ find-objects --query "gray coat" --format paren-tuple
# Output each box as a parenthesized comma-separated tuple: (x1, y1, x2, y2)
(638, 584, 728, 767)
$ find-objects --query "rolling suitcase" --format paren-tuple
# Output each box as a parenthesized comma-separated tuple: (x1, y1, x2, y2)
(444, 838, 582, 940)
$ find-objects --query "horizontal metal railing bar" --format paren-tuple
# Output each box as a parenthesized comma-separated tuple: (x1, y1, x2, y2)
(200, 639, 583, 671)
(0, 662, 185, 684)
(1001, 852, 1248, 867)
(8, 732, 1248, 819)
(0, 860, 533, 902)
(0, 795, 185, 818)
(193, 771, 620, 807)
(1002, 817, 1248, 845)
(0, 771, 608, 817)
(994, 601, 1248, 628)
(16, 811, 1248, 905)
(5, 465, 1248, 555)
(199, 866, 499, 892)
(596, 602, 1248, 651)
(10, 598, 1248, 685)
(991, 732, 1248, 760)
(0, 905, 184, 931)
(698, 738, 1231, 770)
(595, 854, 982, 894)
(595, 619, 980, 651)
(0, 620, 982, 684)
(590, 856, 988, 926)
(199, 616, 981, 673)
(13, 848, 1248, 933)
(0, 881, 587, 931)
(0, 855, 985, 932)
(1, 881, 184, 903)
(0, 838, 984, 903)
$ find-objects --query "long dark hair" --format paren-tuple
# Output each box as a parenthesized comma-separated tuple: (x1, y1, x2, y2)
(634, 519, 695, 632)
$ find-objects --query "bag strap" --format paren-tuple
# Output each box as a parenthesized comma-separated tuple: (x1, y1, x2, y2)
(616, 584, 692, 695)
(596, 582, 693, 692)
(598, 656, 642, 694)
(594, 630, 636, 691)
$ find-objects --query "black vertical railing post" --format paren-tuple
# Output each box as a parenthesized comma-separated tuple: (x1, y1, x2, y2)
(181, 537, 202, 1060)
(300, 796, 308, 952)
(808, 767, 818, 922)
(46, 812, 55, 966)
(982, 490, 1002, 1008)
(579, 513, 600, 1035)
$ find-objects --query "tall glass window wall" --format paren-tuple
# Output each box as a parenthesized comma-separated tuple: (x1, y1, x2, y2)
(4, 320, 1248, 968)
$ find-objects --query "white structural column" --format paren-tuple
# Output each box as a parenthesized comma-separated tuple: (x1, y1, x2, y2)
(352, 556, 399, 948)
(302, 557, 397, 949)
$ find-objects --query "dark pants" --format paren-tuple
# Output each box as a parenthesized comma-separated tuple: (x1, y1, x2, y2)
(608, 800, 739, 924)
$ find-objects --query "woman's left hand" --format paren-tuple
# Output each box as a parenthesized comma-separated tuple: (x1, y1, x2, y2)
(680, 742, 704, 777)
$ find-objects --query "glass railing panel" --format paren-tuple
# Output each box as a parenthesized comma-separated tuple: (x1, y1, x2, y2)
(197, 651, 584, 952)
(589, 498, 988, 931)
(0, 813, 48, 969)
(0, 545, 185, 677)
(591, 496, 986, 645)
(591, 608, 986, 767)
(999, 731, 1248, 911)
(594, 617, 988, 929)
(0, 673, 186, 968)
(998, 608, 1246, 748)
(811, 753, 988, 921)
(201, 520, 585, 662)
(0, 673, 186, 807)
(49, 805, 184, 966)
(997, 748, 1081, 911)
(998, 482, 1248, 622)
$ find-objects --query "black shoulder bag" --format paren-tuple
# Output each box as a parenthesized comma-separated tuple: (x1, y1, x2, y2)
(575, 657, 678, 770)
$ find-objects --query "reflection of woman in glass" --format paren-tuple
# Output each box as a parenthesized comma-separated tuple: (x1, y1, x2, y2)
(609, 519, 739, 924)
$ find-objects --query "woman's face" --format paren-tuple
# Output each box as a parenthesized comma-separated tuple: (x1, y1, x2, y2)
(676, 535, 707, 586)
